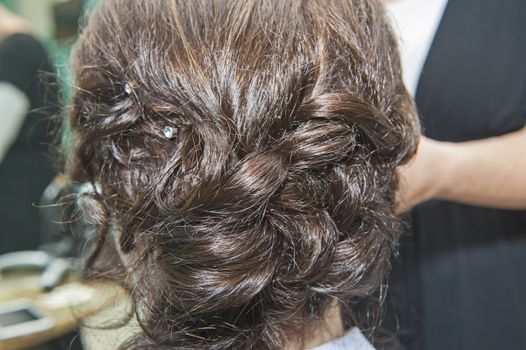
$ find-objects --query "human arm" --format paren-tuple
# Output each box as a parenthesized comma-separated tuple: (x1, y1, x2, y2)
(0, 5, 31, 38)
(397, 126, 526, 212)
(0, 5, 33, 163)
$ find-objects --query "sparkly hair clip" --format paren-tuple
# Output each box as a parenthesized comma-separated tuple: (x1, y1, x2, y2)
(123, 81, 177, 140)
(163, 125, 177, 139)
(124, 82, 134, 95)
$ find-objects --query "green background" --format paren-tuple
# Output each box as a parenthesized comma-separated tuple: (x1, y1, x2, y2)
(0, 0, 99, 91)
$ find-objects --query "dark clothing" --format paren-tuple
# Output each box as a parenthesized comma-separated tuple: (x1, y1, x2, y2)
(393, 0, 526, 349)
(0, 34, 81, 350)
(0, 34, 57, 254)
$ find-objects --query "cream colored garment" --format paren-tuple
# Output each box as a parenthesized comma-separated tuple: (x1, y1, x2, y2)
(0, 82, 29, 163)
(385, 0, 449, 96)
(81, 292, 138, 350)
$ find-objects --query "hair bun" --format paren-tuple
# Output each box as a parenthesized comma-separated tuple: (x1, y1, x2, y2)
(66, 0, 419, 348)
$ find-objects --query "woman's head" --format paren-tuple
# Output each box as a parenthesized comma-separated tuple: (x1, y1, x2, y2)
(66, 0, 418, 348)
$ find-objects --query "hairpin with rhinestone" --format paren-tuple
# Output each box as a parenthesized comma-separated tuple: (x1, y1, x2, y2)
(163, 125, 176, 139)
(124, 82, 133, 95)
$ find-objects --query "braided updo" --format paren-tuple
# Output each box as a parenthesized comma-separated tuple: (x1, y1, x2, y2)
(65, 0, 419, 348)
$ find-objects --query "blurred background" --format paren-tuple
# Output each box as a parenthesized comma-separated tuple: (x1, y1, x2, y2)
(0, 0, 94, 255)
(0, 0, 97, 94)
(0, 2, 96, 349)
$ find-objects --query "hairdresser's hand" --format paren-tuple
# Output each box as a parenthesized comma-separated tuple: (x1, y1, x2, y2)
(395, 136, 450, 213)
(0, 5, 31, 38)
(396, 126, 526, 212)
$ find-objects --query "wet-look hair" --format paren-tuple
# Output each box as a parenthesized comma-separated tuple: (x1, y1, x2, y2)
(65, 0, 419, 348)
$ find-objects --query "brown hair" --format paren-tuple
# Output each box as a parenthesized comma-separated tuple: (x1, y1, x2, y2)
(65, 0, 419, 348)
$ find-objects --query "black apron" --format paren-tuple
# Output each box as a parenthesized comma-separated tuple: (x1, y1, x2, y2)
(391, 1, 526, 349)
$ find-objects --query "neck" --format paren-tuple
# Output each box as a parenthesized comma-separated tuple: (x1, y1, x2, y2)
(302, 299, 345, 349)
